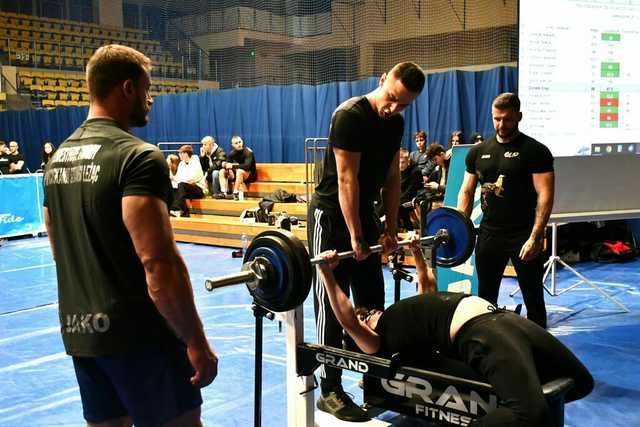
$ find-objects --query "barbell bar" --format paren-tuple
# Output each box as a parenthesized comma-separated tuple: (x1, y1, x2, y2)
(205, 232, 447, 292)
(204, 207, 476, 312)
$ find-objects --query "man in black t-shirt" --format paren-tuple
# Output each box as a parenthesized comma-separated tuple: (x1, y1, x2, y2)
(309, 61, 425, 422)
(219, 135, 257, 200)
(458, 93, 555, 328)
(7, 141, 25, 174)
(43, 45, 217, 427)
(315, 243, 593, 426)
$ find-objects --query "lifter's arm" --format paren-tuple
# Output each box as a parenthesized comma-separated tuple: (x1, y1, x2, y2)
(123, 195, 218, 387)
(43, 207, 55, 260)
(380, 150, 400, 253)
(317, 253, 381, 354)
(408, 233, 436, 295)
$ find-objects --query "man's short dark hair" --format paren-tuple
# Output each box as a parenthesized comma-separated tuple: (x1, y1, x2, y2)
(399, 147, 410, 156)
(179, 144, 194, 157)
(390, 62, 425, 94)
(86, 44, 152, 101)
(426, 143, 446, 159)
(493, 92, 521, 112)
(415, 130, 426, 140)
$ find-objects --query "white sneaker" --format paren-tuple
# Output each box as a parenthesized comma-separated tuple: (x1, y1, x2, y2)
(170, 210, 182, 217)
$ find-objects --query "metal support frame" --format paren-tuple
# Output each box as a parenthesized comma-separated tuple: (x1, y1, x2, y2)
(510, 222, 629, 312)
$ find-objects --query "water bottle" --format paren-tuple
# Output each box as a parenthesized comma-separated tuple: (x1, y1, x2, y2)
(240, 233, 249, 254)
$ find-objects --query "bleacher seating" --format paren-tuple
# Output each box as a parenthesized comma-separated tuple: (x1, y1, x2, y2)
(1, 11, 201, 109)
(171, 163, 310, 248)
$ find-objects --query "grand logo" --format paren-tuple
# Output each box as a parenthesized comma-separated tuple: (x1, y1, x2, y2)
(381, 374, 498, 426)
(315, 353, 370, 373)
(0, 213, 24, 224)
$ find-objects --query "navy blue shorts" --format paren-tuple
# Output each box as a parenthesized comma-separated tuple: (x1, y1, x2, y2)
(72, 342, 203, 427)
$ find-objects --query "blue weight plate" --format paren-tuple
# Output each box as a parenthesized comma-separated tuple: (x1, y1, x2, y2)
(424, 207, 476, 267)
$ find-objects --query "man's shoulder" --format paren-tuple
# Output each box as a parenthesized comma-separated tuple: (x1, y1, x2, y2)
(518, 133, 552, 155)
(334, 96, 367, 114)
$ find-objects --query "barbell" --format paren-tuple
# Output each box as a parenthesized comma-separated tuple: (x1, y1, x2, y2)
(204, 207, 476, 312)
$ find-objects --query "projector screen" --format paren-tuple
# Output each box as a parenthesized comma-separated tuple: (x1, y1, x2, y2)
(518, 0, 640, 157)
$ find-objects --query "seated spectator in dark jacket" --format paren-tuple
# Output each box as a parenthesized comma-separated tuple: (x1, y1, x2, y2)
(199, 135, 226, 197)
(425, 143, 448, 205)
(398, 148, 424, 230)
(7, 141, 25, 174)
(409, 130, 432, 183)
(170, 144, 206, 217)
(469, 132, 484, 144)
(0, 141, 9, 174)
(219, 135, 257, 200)
(41, 142, 56, 170)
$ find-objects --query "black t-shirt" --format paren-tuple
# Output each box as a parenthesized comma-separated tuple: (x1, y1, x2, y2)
(0, 152, 9, 174)
(228, 147, 257, 178)
(43, 118, 178, 357)
(400, 164, 423, 204)
(313, 96, 404, 214)
(465, 133, 554, 233)
(375, 292, 469, 358)
(7, 152, 25, 173)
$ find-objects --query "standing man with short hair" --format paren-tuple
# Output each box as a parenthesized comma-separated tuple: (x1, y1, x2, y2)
(457, 92, 554, 328)
(43, 44, 217, 427)
(7, 141, 25, 173)
(309, 61, 425, 422)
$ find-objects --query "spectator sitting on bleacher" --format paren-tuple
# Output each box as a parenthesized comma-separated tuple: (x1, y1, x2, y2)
(170, 145, 206, 217)
(7, 141, 25, 174)
(424, 143, 448, 206)
(166, 154, 180, 189)
(219, 135, 257, 200)
(198, 135, 226, 198)
(409, 130, 431, 184)
(398, 148, 425, 231)
(41, 142, 56, 170)
(0, 141, 9, 174)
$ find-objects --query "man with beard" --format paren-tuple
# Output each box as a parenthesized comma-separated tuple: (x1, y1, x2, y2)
(458, 93, 554, 329)
(309, 61, 425, 422)
(43, 45, 217, 427)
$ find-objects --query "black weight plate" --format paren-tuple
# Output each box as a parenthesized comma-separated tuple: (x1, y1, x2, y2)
(244, 233, 297, 312)
(424, 207, 476, 267)
(251, 229, 312, 311)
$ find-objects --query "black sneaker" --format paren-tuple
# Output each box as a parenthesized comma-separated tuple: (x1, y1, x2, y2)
(316, 387, 370, 422)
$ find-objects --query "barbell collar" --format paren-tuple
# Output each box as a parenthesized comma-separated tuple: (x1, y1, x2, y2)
(205, 269, 257, 291)
(309, 231, 449, 265)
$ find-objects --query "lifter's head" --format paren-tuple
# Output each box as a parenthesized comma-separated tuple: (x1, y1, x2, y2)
(370, 62, 425, 119)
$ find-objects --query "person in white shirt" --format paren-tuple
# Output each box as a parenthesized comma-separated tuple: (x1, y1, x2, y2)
(170, 145, 206, 217)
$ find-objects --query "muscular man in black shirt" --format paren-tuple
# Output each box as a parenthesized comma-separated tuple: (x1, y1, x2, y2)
(309, 61, 425, 421)
(43, 45, 217, 427)
(316, 239, 593, 427)
(458, 93, 554, 328)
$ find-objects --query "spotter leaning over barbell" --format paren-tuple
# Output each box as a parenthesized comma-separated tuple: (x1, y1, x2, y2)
(204, 207, 593, 426)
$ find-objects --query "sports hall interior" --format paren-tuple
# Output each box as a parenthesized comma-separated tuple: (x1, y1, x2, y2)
(0, 1, 638, 426)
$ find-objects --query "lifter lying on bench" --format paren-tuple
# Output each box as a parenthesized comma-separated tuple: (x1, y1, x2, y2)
(315, 235, 594, 426)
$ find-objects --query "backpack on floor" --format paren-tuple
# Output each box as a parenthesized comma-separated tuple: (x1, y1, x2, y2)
(590, 241, 637, 263)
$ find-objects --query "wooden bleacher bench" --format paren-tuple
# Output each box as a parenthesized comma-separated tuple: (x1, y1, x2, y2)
(245, 163, 312, 198)
(172, 163, 311, 248)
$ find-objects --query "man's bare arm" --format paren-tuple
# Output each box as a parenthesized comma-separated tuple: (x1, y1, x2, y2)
(334, 147, 367, 258)
(381, 150, 401, 239)
(43, 207, 55, 260)
(457, 171, 478, 218)
(520, 171, 554, 261)
(409, 234, 436, 295)
(122, 195, 217, 387)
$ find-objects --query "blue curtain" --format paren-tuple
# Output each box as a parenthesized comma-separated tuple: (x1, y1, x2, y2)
(0, 66, 516, 171)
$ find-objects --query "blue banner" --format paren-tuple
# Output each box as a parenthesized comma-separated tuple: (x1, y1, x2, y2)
(0, 174, 45, 238)
(437, 145, 482, 294)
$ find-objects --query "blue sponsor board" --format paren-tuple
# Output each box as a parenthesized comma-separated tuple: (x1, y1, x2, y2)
(437, 146, 482, 295)
(0, 174, 46, 238)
